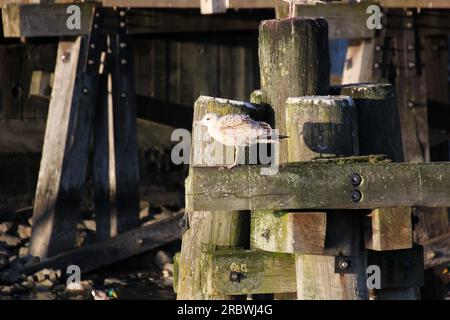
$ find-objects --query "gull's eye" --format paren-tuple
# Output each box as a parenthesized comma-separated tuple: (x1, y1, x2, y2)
(206, 117, 210, 120)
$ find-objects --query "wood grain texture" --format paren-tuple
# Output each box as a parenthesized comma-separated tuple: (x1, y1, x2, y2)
(177, 97, 265, 300)
(29, 37, 98, 258)
(251, 211, 327, 254)
(285, 96, 359, 161)
(258, 17, 330, 163)
(201, 247, 296, 296)
(364, 207, 413, 251)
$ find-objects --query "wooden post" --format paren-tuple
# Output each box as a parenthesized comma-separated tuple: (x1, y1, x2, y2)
(256, 17, 330, 300)
(285, 96, 368, 300)
(258, 17, 330, 163)
(177, 96, 265, 300)
(29, 37, 98, 258)
(333, 83, 404, 162)
(93, 29, 141, 241)
(333, 83, 419, 299)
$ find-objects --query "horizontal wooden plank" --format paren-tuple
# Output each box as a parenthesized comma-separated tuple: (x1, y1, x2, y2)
(101, 0, 450, 9)
(296, 1, 376, 39)
(20, 212, 183, 275)
(1, 5, 268, 37)
(186, 161, 450, 211)
(2, 3, 97, 37)
(101, 0, 284, 9)
(2, 0, 450, 10)
(201, 248, 296, 295)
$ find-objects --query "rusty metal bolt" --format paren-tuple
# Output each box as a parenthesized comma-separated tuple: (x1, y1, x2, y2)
(61, 52, 71, 62)
(351, 173, 362, 187)
(351, 190, 362, 202)
(119, 10, 126, 17)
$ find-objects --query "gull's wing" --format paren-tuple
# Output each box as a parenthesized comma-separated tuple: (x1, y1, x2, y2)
(217, 114, 272, 142)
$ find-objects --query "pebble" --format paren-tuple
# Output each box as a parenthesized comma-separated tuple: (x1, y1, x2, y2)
(66, 282, 84, 292)
(19, 246, 29, 258)
(82, 220, 96, 232)
(36, 279, 54, 290)
(104, 277, 127, 286)
(0, 222, 14, 234)
(0, 234, 21, 248)
(17, 225, 31, 240)
(154, 250, 171, 270)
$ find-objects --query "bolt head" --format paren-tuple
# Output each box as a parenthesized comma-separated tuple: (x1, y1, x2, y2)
(338, 260, 350, 270)
(82, 87, 89, 94)
(351, 173, 362, 187)
(61, 52, 71, 62)
(121, 59, 127, 65)
(351, 190, 362, 202)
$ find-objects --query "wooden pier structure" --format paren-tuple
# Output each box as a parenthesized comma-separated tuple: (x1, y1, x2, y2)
(0, 0, 450, 299)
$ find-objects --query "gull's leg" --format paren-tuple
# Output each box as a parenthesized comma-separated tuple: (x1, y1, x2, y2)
(289, 3, 293, 18)
(227, 146, 239, 169)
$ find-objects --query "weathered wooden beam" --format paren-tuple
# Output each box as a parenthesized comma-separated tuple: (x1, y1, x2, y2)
(1, 4, 269, 38)
(296, 1, 376, 40)
(198, 244, 425, 296)
(1, 3, 97, 38)
(364, 207, 413, 251)
(201, 247, 296, 296)
(29, 37, 98, 259)
(21, 213, 183, 275)
(186, 161, 450, 211)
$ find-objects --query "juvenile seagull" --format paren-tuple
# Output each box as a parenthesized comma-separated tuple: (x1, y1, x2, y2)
(199, 113, 288, 169)
(283, 0, 327, 19)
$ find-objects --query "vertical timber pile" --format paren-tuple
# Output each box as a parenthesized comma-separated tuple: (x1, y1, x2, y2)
(258, 17, 330, 163)
(30, 37, 98, 258)
(177, 96, 265, 299)
(257, 17, 363, 300)
(285, 97, 368, 300)
(334, 83, 419, 300)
